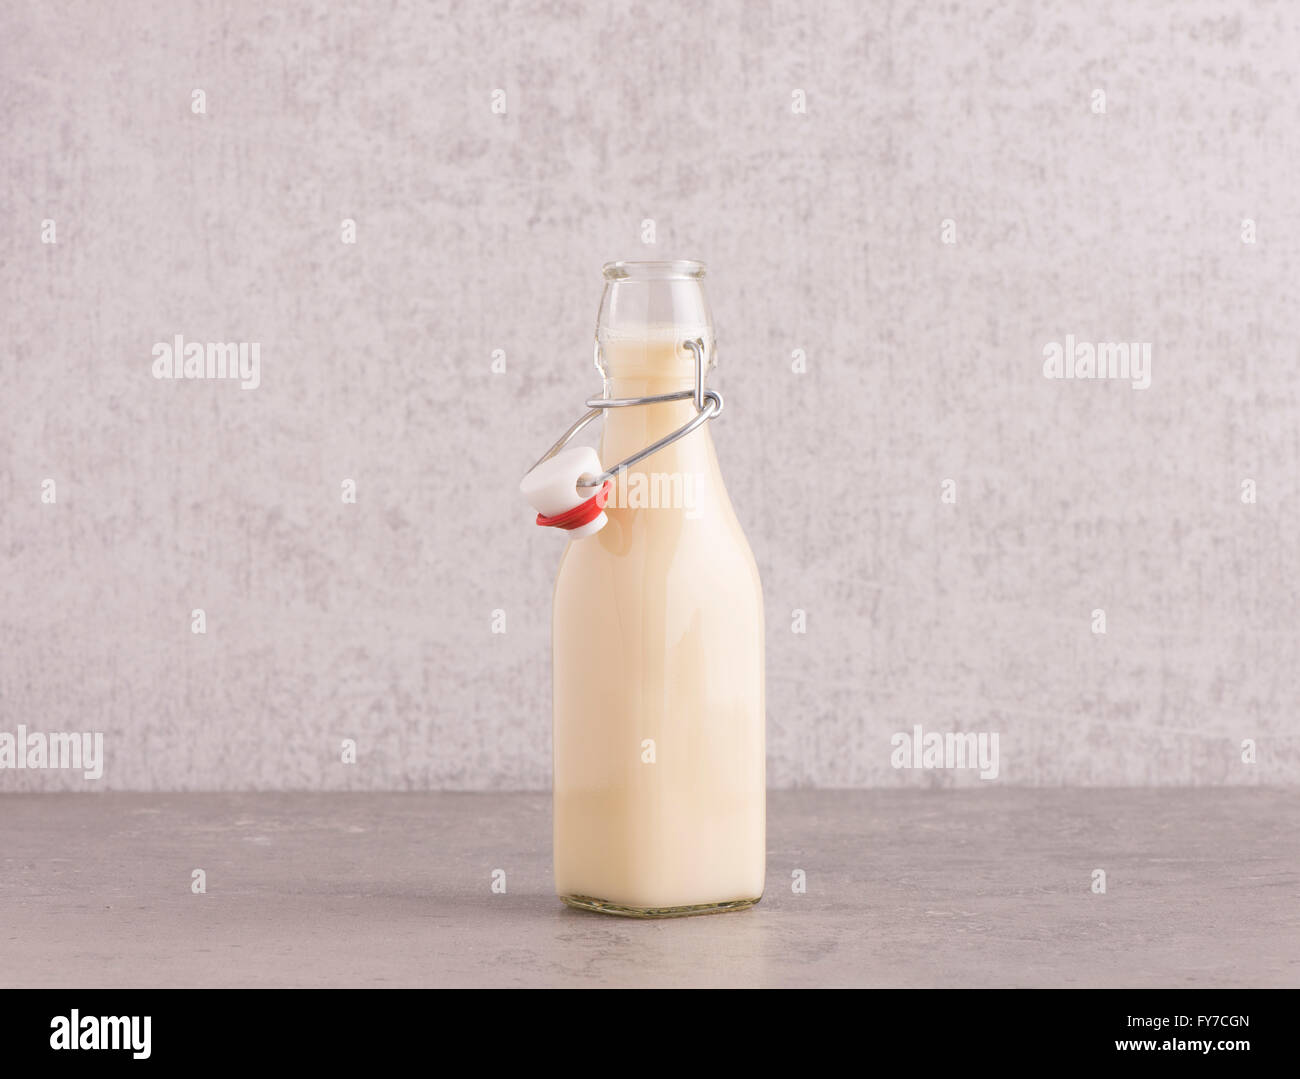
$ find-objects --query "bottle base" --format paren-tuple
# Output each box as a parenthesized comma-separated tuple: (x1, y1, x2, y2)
(561, 894, 761, 919)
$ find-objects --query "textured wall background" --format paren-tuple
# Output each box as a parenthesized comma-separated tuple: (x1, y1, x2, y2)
(2, 0, 1297, 790)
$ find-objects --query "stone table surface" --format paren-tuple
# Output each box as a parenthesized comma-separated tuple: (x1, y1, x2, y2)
(1, 790, 1296, 988)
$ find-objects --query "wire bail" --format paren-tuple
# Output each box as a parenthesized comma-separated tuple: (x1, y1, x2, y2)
(525, 338, 723, 491)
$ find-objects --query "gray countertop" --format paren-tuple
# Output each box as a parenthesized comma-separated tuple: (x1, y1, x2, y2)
(2, 790, 1295, 988)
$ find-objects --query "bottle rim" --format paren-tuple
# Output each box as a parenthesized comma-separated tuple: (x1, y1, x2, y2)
(602, 259, 706, 281)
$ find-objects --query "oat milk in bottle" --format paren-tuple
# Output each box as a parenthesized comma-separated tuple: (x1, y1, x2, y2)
(525, 260, 765, 917)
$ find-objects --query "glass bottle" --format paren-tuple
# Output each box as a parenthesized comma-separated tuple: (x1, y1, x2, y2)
(551, 260, 766, 917)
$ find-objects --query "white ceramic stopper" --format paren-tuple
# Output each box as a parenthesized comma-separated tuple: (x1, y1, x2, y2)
(519, 446, 608, 539)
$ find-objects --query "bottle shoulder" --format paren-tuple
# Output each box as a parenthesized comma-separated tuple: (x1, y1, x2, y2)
(555, 506, 762, 602)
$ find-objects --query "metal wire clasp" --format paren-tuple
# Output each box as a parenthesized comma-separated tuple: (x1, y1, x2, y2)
(526, 338, 723, 491)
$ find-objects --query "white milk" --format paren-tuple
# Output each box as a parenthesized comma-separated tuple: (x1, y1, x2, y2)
(552, 298, 766, 916)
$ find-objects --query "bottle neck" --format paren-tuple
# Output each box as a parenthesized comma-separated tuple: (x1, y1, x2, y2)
(604, 371, 696, 398)
(597, 329, 719, 478)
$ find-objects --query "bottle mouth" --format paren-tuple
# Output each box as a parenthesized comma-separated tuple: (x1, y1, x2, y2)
(602, 260, 706, 282)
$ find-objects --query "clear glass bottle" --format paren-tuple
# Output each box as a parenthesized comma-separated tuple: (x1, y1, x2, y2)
(551, 260, 766, 917)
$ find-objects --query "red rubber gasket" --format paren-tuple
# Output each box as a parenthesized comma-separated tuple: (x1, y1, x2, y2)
(536, 481, 611, 530)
